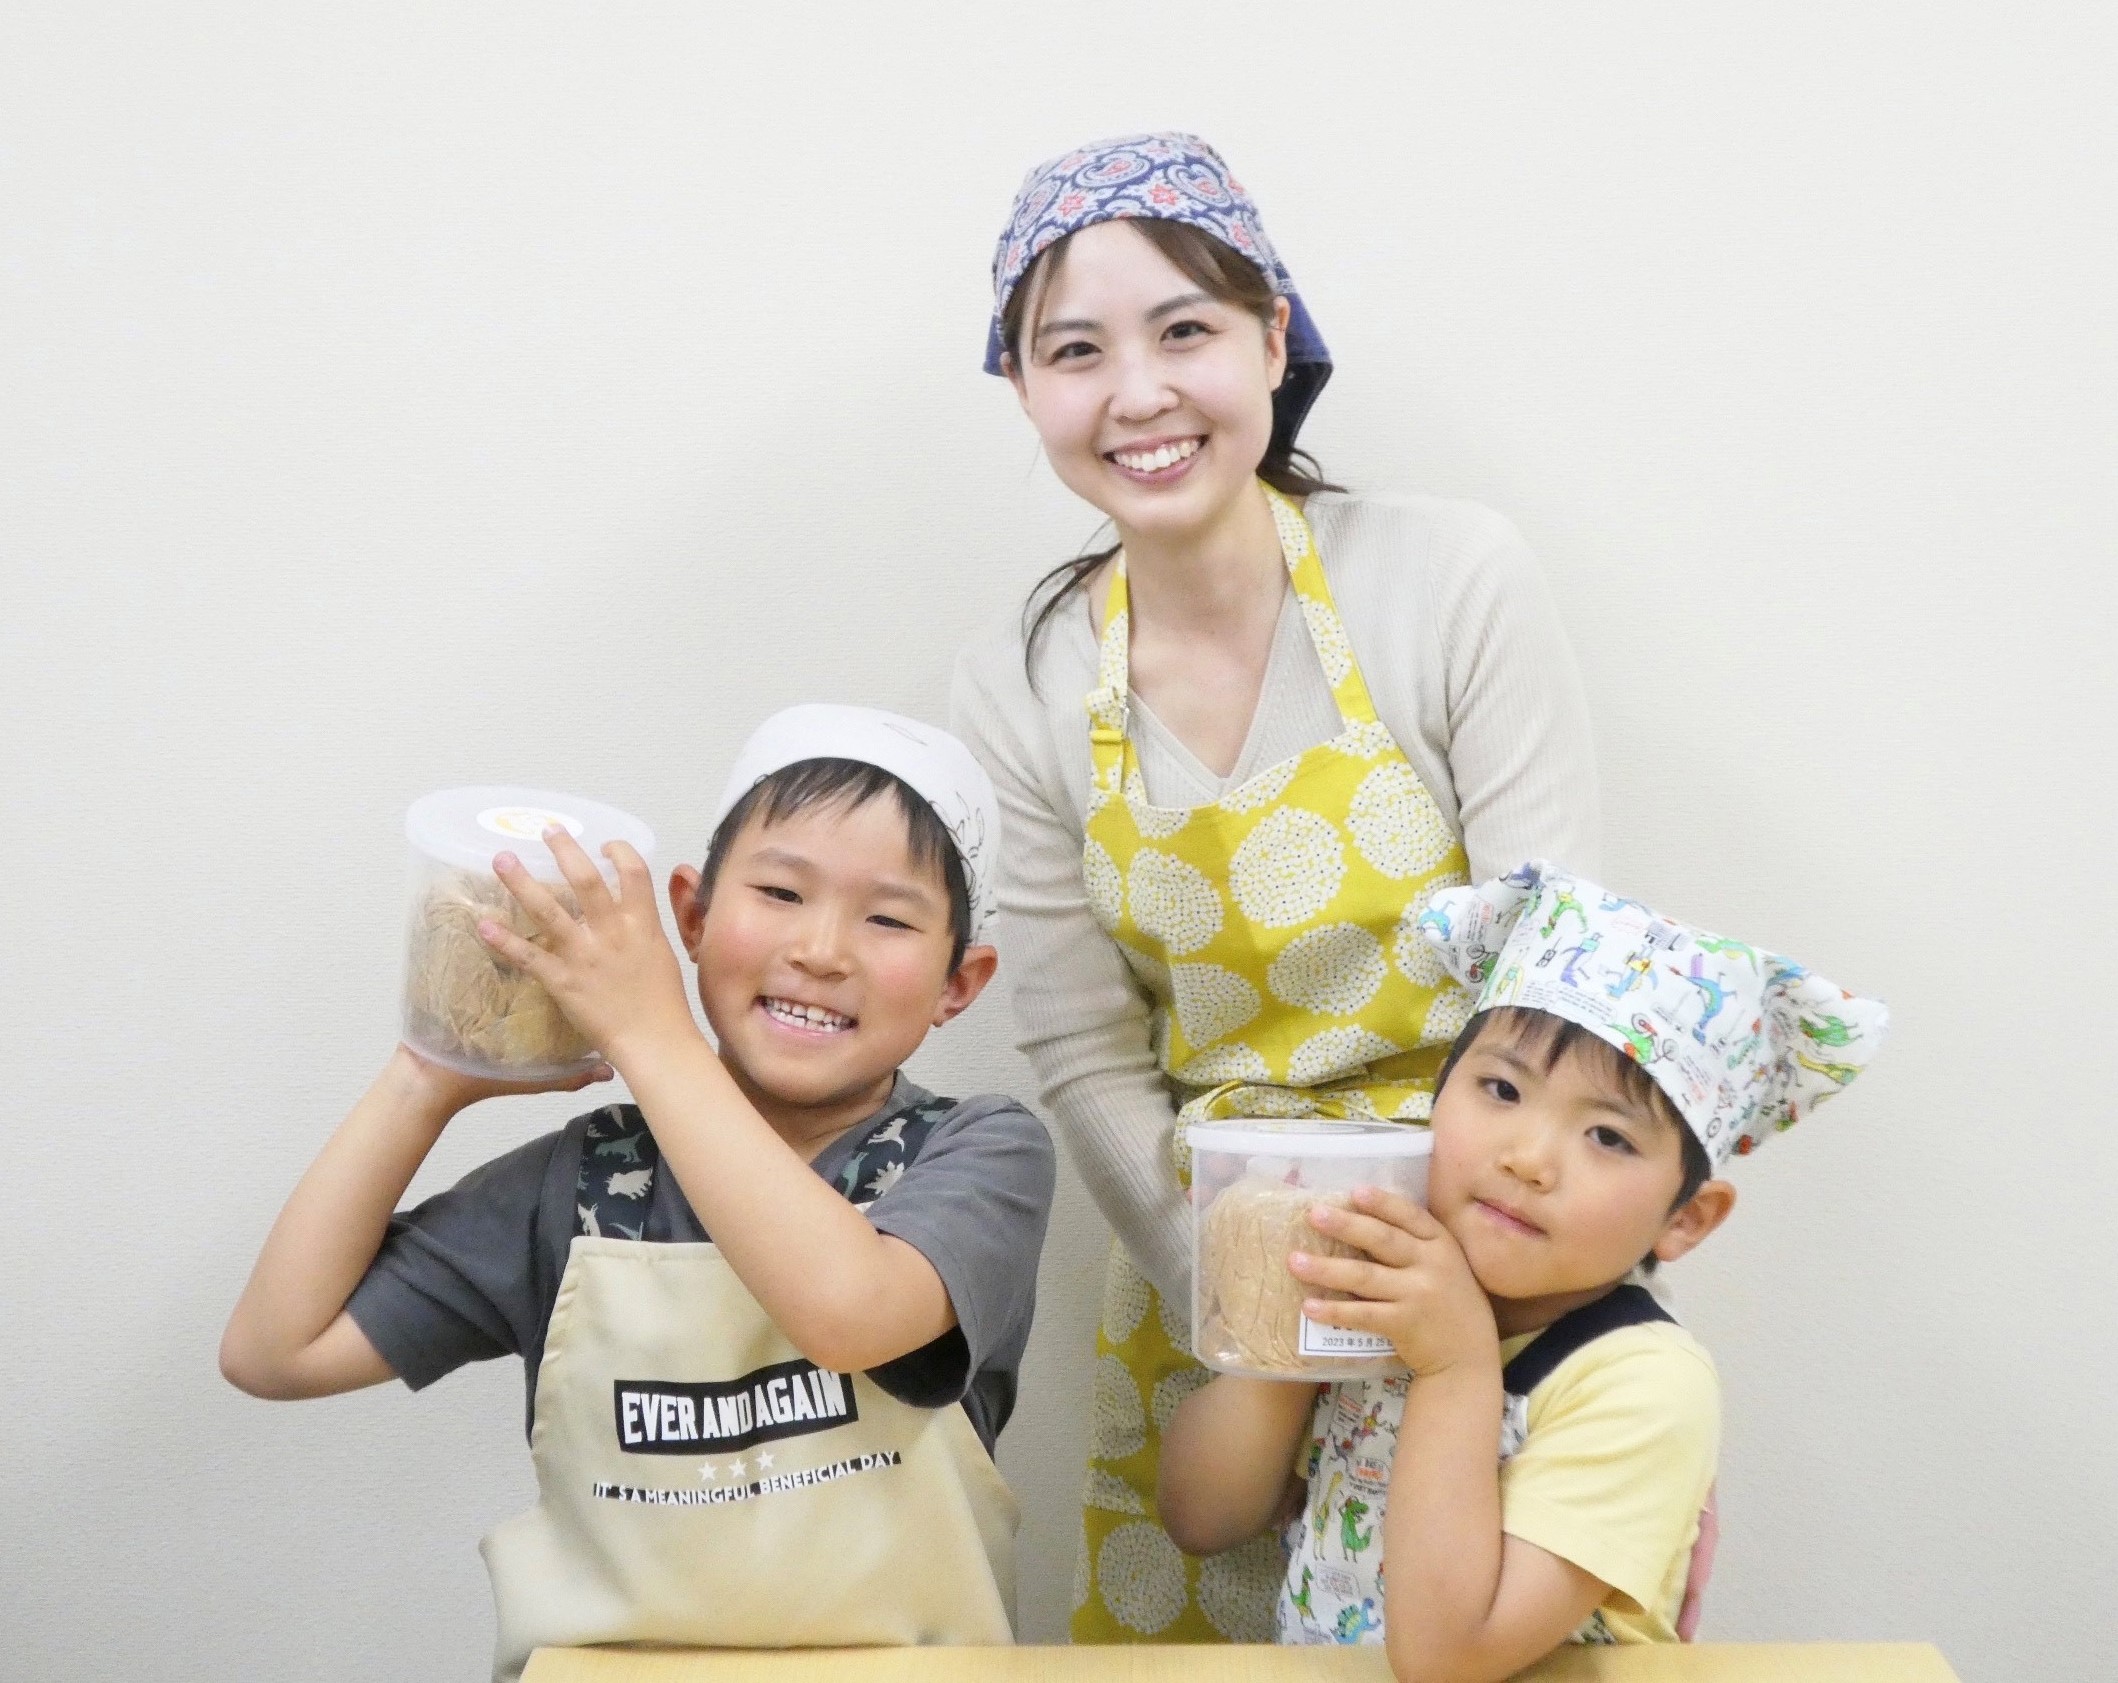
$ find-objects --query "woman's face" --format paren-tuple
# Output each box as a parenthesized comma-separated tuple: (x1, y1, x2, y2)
(1008, 220, 1289, 545)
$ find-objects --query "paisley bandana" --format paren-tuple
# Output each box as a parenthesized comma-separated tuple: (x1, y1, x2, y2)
(983, 131, 1332, 452)
(1418, 862, 1889, 1168)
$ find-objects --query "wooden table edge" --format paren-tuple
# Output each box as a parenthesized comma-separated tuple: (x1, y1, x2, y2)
(524, 1638, 1961, 1682)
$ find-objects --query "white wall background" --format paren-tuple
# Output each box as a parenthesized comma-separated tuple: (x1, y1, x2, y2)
(4, 5, 2113, 1679)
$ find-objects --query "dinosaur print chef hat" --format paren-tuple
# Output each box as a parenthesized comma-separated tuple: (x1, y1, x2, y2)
(1417, 862, 1888, 1168)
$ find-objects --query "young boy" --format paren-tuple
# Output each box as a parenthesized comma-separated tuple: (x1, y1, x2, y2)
(1158, 862, 1886, 1680)
(221, 705, 1056, 1680)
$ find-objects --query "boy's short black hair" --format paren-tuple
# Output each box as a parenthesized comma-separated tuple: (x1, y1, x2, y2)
(1437, 1007, 1714, 1225)
(701, 757, 973, 971)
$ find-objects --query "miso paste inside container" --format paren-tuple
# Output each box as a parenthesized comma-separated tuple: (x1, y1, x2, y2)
(401, 787, 656, 1081)
(1188, 1119, 1433, 1379)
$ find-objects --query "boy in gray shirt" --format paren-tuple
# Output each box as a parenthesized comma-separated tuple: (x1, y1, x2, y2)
(222, 707, 1055, 1669)
(341, 1075, 1047, 1452)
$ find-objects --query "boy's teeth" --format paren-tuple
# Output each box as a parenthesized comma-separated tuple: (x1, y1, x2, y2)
(765, 998, 853, 1032)
(1113, 438, 1199, 472)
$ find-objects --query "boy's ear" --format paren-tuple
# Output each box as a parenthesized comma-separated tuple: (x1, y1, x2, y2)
(668, 864, 708, 957)
(1651, 1178, 1737, 1267)
(931, 943, 1000, 1028)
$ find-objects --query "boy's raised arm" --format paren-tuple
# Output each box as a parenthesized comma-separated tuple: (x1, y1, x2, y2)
(482, 835, 960, 1375)
(219, 1047, 606, 1399)
(614, 1031, 960, 1373)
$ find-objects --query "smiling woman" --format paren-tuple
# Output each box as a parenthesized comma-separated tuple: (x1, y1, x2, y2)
(1001, 214, 1338, 686)
(950, 133, 1604, 1646)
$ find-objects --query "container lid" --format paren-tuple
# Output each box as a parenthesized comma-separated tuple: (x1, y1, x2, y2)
(1184, 1118, 1435, 1159)
(405, 786, 656, 881)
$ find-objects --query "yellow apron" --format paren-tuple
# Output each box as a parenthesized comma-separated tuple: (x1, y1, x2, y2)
(483, 1236, 1018, 1681)
(1070, 483, 1473, 1644)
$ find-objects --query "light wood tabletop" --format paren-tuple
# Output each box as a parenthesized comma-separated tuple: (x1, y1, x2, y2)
(523, 1642, 1960, 1682)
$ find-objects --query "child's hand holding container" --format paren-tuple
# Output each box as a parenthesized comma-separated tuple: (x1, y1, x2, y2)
(1187, 1118, 1435, 1381)
(401, 787, 655, 1082)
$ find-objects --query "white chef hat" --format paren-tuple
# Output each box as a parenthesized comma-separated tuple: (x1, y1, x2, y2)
(710, 704, 1002, 940)
(1417, 862, 1888, 1167)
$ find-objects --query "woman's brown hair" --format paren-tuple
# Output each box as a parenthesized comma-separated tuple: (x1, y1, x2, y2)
(1000, 219, 1342, 679)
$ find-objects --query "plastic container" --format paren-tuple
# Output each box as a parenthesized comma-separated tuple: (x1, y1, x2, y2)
(400, 786, 656, 1082)
(1187, 1118, 1435, 1381)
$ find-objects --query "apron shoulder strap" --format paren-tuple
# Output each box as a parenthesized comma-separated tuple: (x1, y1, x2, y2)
(836, 1093, 957, 1207)
(1501, 1283, 1675, 1400)
(571, 1092, 960, 1238)
(575, 1104, 660, 1240)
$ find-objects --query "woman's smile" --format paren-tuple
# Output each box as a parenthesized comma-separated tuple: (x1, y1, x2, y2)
(1105, 434, 1205, 483)
(1008, 221, 1283, 542)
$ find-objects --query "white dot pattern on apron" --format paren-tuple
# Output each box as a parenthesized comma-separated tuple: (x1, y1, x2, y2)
(1229, 807, 1348, 927)
(1087, 1466, 1148, 1516)
(1170, 962, 1265, 1047)
(1423, 986, 1477, 1043)
(1287, 1025, 1404, 1086)
(1299, 597, 1355, 685)
(1083, 838, 1125, 928)
(1172, 1039, 1271, 1086)
(1150, 1365, 1212, 1434)
(1132, 802, 1195, 841)
(1098, 1521, 1190, 1634)
(1198, 1533, 1285, 1641)
(1266, 922, 1390, 1015)
(1128, 850, 1226, 954)
(1094, 1352, 1149, 1460)
(1218, 757, 1300, 814)
(1348, 761, 1459, 880)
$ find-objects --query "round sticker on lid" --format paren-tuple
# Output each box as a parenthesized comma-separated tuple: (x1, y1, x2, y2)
(477, 805, 586, 842)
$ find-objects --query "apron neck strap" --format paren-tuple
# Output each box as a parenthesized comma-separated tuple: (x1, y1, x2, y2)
(1501, 1283, 1676, 1400)
(1085, 561, 1132, 795)
(1082, 482, 1382, 795)
(572, 1092, 959, 1241)
(831, 1090, 956, 1206)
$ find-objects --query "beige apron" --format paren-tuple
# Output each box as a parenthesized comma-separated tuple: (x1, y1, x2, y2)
(482, 1236, 1017, 1681)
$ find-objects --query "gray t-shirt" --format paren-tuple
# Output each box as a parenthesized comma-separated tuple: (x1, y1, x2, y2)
(344, 1077, 1056, 1453)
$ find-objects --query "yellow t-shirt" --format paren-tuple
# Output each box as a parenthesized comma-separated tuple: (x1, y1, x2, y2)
(1279, 1319, 1718, 1647)
(1498, 1320, 1721, 1642)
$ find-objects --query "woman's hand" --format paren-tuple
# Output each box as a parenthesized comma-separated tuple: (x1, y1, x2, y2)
(480, 829, 699, 1069)
(1292, 1187, 1498, 1380)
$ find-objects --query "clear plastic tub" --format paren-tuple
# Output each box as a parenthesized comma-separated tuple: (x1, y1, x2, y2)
(401, 786, 656, 1082)
(1187, 1118, 1435, 1381)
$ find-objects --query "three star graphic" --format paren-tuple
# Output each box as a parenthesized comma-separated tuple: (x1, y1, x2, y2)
(699, 1451, 774, 1484)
